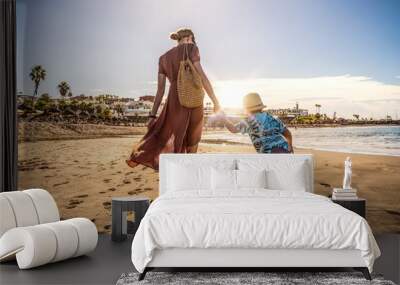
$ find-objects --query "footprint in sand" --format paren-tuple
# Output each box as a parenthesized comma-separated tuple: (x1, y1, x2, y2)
(386, 210, 400, 217)
(133, 177, 141, 182)
(127, 188, 144, 195)
(69, 199, 83, 206)
(66, 205, 76, 209)
(99, 191, 106, 194)
(108, 187, 116, 192)
(319, 182, 331, 188)
(103, 201, 111, 209)
(78, 165, 88, 169)
(144, 187, 152, 191)
(104, 225, 111, 230)
(73, 194, 89, 199)
(123, 178, 131, 184)
(103, 178, 112, 183)
(54, 181, 70, 187)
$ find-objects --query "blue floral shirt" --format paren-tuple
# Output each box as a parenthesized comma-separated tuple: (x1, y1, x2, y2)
(235, 112, 289, 153)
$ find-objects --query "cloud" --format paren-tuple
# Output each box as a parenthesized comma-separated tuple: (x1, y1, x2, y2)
(291, 96, 343, 102)
(212, 75, 400, 119)
(357, 98, 400, 103)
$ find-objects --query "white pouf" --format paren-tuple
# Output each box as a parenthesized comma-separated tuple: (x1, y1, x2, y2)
(0, 189, 98, 269)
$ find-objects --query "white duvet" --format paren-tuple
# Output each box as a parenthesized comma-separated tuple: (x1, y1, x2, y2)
(131, 190, 380, 273)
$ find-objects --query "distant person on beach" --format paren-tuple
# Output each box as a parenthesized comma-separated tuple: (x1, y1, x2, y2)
(221, 92, 293, 153)
(126, 28, 220, 170)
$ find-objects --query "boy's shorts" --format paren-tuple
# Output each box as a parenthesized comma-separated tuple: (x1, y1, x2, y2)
(270, 147, 292, 154)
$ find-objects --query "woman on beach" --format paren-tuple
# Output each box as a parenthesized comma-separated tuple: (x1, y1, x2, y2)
(126, 28, 220, 170)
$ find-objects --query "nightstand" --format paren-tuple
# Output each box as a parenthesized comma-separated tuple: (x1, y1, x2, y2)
(111, 197, 150, 242)
(332, 198, 366, 218)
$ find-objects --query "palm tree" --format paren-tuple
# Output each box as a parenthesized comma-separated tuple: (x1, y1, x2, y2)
(29, 65, 47, 102)
(57, 81, 70, 98)
(315, 104, 321, 114)
(115, 104, 125, 118)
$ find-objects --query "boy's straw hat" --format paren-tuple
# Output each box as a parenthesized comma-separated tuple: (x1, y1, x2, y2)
(243, 92, 266, 112)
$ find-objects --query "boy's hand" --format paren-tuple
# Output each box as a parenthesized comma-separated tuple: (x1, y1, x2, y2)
(218, 111, 229, 123)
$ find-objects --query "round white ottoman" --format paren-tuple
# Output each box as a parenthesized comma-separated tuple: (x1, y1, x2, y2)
(0, 218, 98, 269)
(0, 189, 98, 269)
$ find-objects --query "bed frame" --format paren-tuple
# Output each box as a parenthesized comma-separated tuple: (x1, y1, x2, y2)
(139, 154, 371, 280)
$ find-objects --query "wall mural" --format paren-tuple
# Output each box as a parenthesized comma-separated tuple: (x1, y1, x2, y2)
(17, 0, 400, 233)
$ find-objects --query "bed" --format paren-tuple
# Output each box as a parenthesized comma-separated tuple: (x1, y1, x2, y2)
(131, 154, 380, 280)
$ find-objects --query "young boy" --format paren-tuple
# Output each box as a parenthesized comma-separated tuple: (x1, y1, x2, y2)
(221, 92, 293, 153)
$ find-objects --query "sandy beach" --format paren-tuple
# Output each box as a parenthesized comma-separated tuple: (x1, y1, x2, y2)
(18, 134, 400, 234)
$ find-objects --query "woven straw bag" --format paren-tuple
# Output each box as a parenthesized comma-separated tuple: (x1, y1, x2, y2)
(177, 44, 205, 108)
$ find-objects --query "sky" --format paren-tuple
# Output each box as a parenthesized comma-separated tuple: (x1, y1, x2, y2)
(17, 0, 400, 118)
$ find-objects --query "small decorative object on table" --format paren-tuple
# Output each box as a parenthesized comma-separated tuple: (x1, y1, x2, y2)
(112, 196, 150, 242)
(332, 157, 366, 217)
(342, 157, 352, 190)
(332, 157, 358, 200)
(332, 188, 358, 200)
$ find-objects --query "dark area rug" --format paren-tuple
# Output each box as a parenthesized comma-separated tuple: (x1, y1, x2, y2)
(116, 272, 396, 285)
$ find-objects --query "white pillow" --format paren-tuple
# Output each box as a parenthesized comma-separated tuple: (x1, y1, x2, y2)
(168, 163, 210, 191)
(211, 168, 237, 190)
(167, 160, 236, 192)
(211, 169, 267, 190)
(238, 159, 309, 191)
(265, 162, 307, 191)
(236, 169, 267, 189)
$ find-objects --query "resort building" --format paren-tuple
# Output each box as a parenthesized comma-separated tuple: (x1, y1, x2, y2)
(139, 95, 156, 102)
(267, 103, 309, 122)
(123, 100, 153, 117)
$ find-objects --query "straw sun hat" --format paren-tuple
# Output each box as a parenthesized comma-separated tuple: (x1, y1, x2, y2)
(243, 92, 266, 112)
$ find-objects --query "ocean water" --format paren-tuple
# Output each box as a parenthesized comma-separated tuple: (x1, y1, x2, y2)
(202, 126, 400, 156)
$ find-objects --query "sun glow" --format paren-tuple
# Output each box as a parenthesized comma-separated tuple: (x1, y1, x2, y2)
(213, 82, 249, 109)
(210, 75, 400, 118)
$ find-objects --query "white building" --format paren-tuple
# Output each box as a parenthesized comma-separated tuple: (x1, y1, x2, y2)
(123, 100, 153, 117)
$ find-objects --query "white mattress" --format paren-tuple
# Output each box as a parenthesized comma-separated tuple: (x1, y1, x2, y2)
(131, 190, 380, 273)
